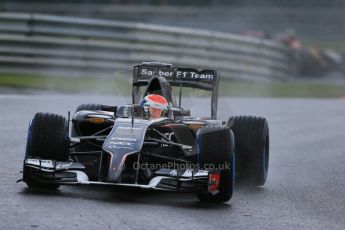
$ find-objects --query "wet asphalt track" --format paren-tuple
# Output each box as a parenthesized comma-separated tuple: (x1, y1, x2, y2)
(0, 93, 345, 230)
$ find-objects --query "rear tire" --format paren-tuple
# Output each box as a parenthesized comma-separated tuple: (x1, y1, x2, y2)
(228, 116, 269, 186)
(71, 103, 103, 150)
(75, 104, 102, 112)
(71, 104, 103, 180)
(196, 127, 235, 203)
(24, 113, 68, 189)
(71, 103, 102, 141)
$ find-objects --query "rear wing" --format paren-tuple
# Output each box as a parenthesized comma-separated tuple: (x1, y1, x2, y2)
(132, 62, 220, 119)
(133, 62, 219, 90)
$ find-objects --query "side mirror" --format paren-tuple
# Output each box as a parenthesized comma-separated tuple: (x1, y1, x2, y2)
(173, 109, 191, 117)
(116, 105, 146, 118)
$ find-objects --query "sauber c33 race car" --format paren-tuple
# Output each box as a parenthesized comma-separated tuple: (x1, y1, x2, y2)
(20, 62, 269, 203)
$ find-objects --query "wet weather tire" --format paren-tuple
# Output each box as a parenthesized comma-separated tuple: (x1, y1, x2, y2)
(71, 103, 102, 149)
(228, 116, 269, 186)
(196, 127, 235, 203)
(71, 104, 103, 180)
(75, 104, 102, 112)
(24, 113, 68, 189)
(71, 103, 102, 140)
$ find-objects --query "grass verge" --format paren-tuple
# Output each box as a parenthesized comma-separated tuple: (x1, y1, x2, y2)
(1, 74, 345, 98)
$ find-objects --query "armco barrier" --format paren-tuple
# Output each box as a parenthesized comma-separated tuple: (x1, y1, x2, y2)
(0, 13, 294, 81)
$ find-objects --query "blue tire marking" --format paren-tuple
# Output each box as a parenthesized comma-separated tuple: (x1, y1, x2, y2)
(262, 139, 268, 179)
(195, 130, 201, 166)
(230, 131, 235, 188)
(232, 150, 236, 188)
(263, 144, 265, 168)
(24, 119, 33, 159)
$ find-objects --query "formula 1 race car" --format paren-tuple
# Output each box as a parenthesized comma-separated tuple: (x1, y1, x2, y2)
(20, 62, 269, 203)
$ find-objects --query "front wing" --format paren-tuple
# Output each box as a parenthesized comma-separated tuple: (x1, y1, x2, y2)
(22, 158, 209, 192)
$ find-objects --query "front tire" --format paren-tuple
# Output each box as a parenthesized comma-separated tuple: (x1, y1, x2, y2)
(24, 113, 68, 189)
(196, 127, 235, 203)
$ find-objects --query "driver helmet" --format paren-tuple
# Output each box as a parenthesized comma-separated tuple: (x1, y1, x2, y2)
(141, 94, 168, 119)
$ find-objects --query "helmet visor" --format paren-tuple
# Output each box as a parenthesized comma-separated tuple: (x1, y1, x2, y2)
(149, 107, 163, 118)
